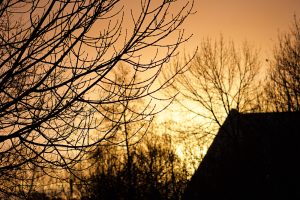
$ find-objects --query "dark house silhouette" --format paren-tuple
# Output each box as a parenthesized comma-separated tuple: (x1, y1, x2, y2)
(184, 110, 300, 200)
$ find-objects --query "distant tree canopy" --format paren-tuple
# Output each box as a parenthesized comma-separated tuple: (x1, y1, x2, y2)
(265, 16, 300, 112)
(0, 0, 193, 196)
(81, 133, 189, 200)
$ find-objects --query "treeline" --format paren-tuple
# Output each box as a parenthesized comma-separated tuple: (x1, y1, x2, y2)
(22, 134, 189, 200)
(83, 134, 188, 200)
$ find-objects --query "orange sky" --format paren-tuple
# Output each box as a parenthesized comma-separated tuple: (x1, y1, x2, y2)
(182, 0, 300, 59)
(154, 0, 300, 124)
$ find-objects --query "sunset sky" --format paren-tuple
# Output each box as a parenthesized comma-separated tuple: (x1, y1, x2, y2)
(3, 1, 300, 198)
(182, 0, 300, 59)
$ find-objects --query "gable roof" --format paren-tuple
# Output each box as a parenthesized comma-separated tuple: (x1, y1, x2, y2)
(183, 110, 300, 200)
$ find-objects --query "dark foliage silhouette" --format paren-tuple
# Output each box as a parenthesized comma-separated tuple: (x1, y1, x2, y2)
(81, 134, 189, 200)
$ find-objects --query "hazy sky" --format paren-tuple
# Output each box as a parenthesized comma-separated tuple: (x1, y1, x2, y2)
(182, 0, 300, 59)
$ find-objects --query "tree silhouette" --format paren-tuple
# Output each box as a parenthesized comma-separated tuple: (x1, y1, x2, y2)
(265, 16, 300, 112)
(165, 36, 261, 135)
(81, 133, 189, 200)
(0, 0, 193, 196)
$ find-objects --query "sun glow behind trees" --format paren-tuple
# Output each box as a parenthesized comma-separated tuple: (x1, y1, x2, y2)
(1, 0, 300, 198)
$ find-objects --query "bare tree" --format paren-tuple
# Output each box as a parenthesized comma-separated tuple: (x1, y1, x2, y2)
(0, 0, 193, 195)
(265, 16, 300, 112)
(165, 36, 261, 136)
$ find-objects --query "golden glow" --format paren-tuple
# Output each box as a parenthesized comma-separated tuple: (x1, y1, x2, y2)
(157, 0, 300, 166)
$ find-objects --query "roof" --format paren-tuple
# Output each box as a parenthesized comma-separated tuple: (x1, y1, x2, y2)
(183, 110, 300, 200)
